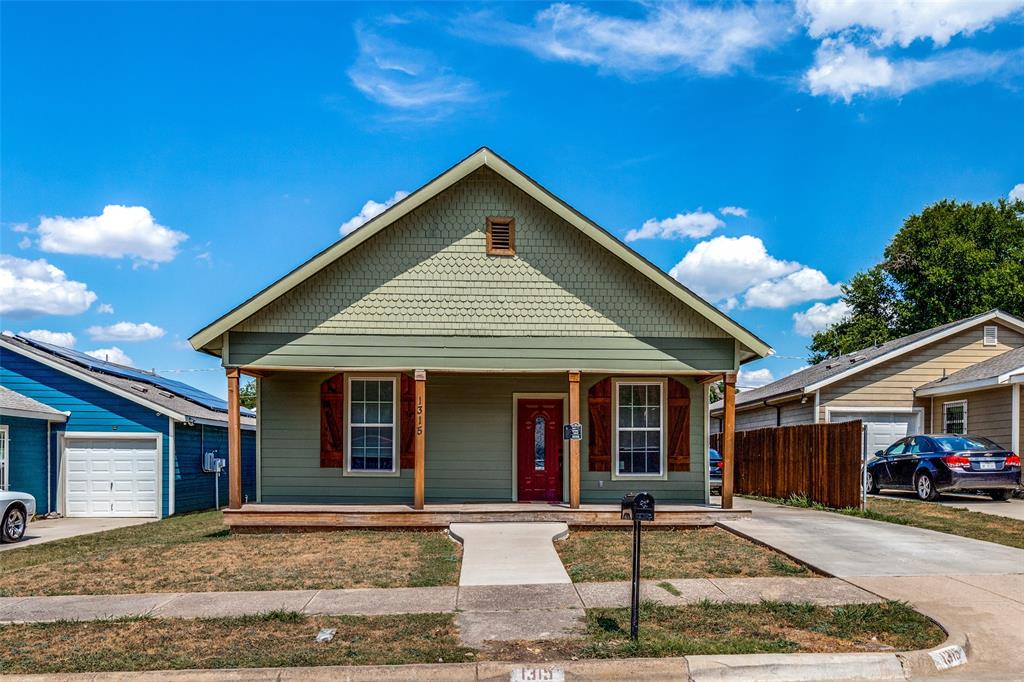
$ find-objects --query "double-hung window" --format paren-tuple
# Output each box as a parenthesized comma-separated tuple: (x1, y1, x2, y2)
(613, 379, 666, 479)
(346, 377, 397, 475)
(943, 400, 967, 435)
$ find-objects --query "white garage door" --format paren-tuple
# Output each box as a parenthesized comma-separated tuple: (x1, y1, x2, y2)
(65, 437, 158, 517)
(830, 411, 921, 456)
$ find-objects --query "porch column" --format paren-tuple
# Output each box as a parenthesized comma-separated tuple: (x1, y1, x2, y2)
(721, 373, 736, 510)
(226, 367, 242, 509)
(568, 370, 581, 509)
(414, 369, 426, 510)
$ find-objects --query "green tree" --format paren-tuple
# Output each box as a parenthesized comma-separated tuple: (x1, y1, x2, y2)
(810, 198, 1024, 363)
(239, 378, 257, 410)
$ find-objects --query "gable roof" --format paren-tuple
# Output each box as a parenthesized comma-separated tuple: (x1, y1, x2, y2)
(711, 309, 1024, 413)
(0, 384, 68, 421)
(189, 147, 772, 361)
(916, 345, 1024, 397)
(0, 334, 254, 428)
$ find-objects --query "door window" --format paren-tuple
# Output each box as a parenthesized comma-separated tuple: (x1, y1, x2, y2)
(533, 415, 546, 471)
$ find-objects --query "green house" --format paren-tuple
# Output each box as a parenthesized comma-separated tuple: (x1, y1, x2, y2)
(190, 148, 769, 522)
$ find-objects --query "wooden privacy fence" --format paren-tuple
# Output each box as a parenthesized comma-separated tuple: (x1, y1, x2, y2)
(711, 421, 863, 509)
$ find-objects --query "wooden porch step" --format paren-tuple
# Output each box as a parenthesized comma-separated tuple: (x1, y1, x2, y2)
(223, 502, 750, 531)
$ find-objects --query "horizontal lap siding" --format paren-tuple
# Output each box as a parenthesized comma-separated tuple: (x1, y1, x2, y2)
(174, 425, 258, 513)
(580, 375, 706, 503)
(929, 388, 1013, 450)
(1, 349, 171, 517)
(0, 416, 49, 510)
(229, 333, 735, 373)
(820, 323, 1024, 422)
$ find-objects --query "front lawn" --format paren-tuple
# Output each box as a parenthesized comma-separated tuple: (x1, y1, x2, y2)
(0, 601, 943, 674)
(0, 511, 461, 596)
(749, 494, 1024, 549)
(555, 527, 812, 582)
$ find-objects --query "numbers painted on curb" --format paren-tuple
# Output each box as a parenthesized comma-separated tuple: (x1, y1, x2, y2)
(510, 668, 565, 682)
(930, 644, 966, 670)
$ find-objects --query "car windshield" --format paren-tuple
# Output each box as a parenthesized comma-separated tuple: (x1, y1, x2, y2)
(932, 436, 1002, 452)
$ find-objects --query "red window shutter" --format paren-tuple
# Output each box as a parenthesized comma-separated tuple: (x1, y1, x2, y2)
(667, 379, 691, 472)
(588, 378, 612, 472)
(320, 374, 345, 468)
(400, 373, 416, 469)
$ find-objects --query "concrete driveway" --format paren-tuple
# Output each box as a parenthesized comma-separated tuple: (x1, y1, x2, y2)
(872, 491, 1024, 521)
(0, 517, 153, 552)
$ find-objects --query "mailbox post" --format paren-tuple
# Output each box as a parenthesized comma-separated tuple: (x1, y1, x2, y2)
(621, 492, 655, 640)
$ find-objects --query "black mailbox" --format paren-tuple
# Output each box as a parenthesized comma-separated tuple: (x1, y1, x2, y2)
(621, 492, 655, 522)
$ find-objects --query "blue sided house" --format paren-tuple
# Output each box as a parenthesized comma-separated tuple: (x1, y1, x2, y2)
(0, 334, 256, 518)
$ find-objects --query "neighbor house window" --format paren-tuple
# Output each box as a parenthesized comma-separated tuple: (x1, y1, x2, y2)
(346, 377, 397, 474)
(486, 216, 515, 256)
(613, 380, 666, 478)
(0, 425, 8, 490)
(943, 400, 967, 435)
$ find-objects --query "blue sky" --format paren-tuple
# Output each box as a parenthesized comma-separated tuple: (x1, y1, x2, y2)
(2, 1, 1023, 398)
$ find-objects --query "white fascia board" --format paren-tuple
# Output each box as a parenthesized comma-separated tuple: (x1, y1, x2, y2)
(916, 364, 1024, 397)
(0, 406, 69, 422)
(0, 337, 190, 422)
(804, 311, 1024, 394)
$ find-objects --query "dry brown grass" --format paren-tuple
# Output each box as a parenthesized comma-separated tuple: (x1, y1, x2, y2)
(0, 511, 461, 596)
(556, 527, 812, 582)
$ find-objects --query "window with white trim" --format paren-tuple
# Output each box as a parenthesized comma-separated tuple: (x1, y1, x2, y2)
(347, 377, 397, 474)
(943, 400, 967, 435)
(0, 426, 8, 490)
(983, 325, 997, 346)
(614, 381, 665, 476)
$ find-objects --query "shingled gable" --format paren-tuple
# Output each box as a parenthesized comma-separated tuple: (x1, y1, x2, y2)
(189, 147, 771, 361)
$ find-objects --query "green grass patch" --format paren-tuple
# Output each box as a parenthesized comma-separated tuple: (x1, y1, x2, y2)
(556, 527, 812, 582)
(748, 494, 1024, 549)
(0, 510, 461, 596)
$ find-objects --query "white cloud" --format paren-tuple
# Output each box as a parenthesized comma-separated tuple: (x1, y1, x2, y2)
(793, 300, 853, 336)
(97, 303, 115, 314)
(742, 267, 843, 309)
(37, 205, 188, 266)
(669, 235, 800, 303)
(625, 210, 724, 242)
(348, 26, 480, 114)
(11, 223, 30, 233)
(454, 1, 793, 77)
(719, 206, 748, 217)
(340, 190, 410, 236)
(738, 367, 775, 388)
(13, 329, 77, 348)
(0, 254, 97, 317)
(1010, 183, 1024, 201)
(805, 38, 1022, 101)
(17, 236, 31, 249)
(799, 0, 1024, 48)
(84, 346, 134, 366)
(86, 321, 166, 342)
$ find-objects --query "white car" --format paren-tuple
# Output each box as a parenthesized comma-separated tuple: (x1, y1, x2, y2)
(1, 491, 35, 543)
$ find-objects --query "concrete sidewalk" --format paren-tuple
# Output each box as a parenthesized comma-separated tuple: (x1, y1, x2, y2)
(449, 522, 570, 586)
(0, 517, 153, 552)
(0, 577, 877, 624)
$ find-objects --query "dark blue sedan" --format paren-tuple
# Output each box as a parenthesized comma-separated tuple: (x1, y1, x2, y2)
(709, 448, 723, 494)
(867, 434, 1021, 501)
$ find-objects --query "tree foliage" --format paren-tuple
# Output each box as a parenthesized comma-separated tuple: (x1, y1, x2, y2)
(239, 378, 257, 410)
(809, 198, 1024, 363)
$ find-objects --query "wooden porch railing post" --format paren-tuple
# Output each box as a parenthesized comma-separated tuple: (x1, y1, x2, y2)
(226, 367, 242, 509)
(721, 374, 736, 510)
(568, 370, 581, 509)
(413, 370, 426, 510)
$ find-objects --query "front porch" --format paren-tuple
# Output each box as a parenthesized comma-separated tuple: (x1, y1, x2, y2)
(223, 501, 750, 531)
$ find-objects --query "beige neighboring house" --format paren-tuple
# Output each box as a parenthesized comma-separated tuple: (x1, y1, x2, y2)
(711, 310, 1024, 456)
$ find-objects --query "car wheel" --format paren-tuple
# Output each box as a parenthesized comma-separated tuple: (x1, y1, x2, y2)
(989, 490, 1012, 502)
(915, 472, 940, 502)
(866, 471, 880, 495)
(2, 506, 26, 543)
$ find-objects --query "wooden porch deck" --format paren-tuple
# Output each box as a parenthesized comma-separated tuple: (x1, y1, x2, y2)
(223, 502, 750, 531)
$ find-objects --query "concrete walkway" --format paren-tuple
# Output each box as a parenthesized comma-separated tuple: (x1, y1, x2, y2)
(0, 517, 153, 552)
(449, 522, 570, 586)
(719, 497, 1024, 577)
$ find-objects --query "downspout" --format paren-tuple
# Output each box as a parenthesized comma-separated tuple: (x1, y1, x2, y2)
(46, 422, 51, 514)
(168, 418, 176, 517)
(1012, 384, 1021, 456)
(813, 391, 821, 423)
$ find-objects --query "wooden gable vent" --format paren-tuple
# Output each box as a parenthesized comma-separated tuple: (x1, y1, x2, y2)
(486, 216, 516, 256)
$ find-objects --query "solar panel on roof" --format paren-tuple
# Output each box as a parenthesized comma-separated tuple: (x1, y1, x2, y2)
(16, 336, 255, 417)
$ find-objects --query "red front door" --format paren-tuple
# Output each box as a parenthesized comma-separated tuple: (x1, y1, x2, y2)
(517, 398, 563, 502)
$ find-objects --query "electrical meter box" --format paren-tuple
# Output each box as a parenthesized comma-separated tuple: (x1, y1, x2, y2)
(203, 451, 226, 474)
